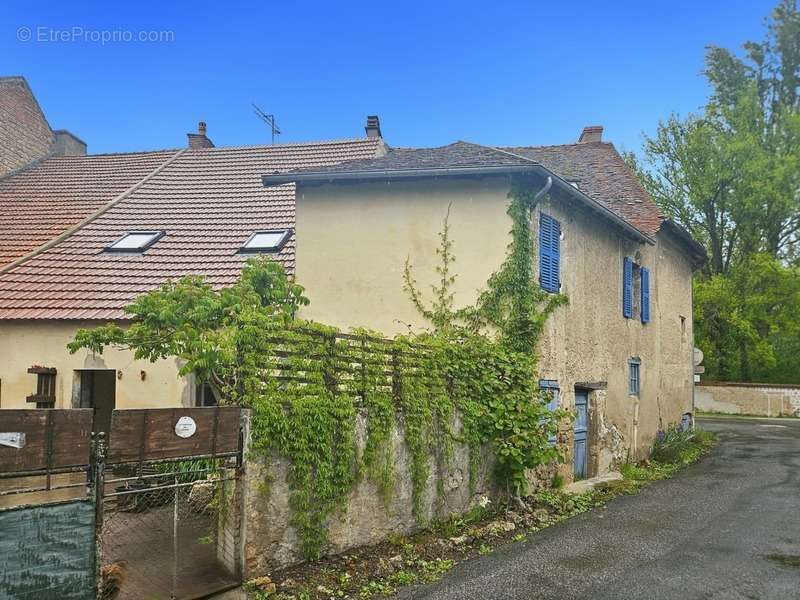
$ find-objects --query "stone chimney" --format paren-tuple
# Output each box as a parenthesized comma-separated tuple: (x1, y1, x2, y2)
(578, 125, 603, 143)
(187, 121, 215, 148)
(51, 130, 87, 156)
(365, 115, 382, 139)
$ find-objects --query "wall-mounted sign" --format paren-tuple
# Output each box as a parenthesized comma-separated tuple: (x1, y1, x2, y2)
(0, 432, 26, 449)
(174, 416, 197, 439)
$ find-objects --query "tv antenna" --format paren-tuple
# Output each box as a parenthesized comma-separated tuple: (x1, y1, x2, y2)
(253, 103, 281, 144)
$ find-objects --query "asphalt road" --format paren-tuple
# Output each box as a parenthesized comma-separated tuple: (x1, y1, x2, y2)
(396, 417, 800, 600)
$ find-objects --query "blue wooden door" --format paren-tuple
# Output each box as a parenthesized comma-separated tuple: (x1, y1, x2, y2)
(573, 390, 588, 479)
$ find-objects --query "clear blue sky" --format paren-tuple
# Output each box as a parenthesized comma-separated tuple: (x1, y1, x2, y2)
(2, 0, 778, 155)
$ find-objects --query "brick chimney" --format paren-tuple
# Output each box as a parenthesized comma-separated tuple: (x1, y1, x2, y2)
(365, 115, 382, 139)
(187, 121, 214, 149)
(51, 130, 87, 156)
(578, 125, 603, 143)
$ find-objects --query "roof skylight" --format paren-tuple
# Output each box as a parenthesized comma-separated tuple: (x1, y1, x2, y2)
(106, 231, 164, 252)
(240, 230, 291, 253)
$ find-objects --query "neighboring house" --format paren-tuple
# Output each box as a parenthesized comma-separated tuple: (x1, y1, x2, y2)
(263, 126, 705, 473)
(0, 76, 86, 178)
(0, 82, 384, 431)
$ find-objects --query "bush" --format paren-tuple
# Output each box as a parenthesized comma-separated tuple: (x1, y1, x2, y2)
(651, 427, 715, 465)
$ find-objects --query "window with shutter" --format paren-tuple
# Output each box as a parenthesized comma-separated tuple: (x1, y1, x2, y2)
(641, 267, 651, 323)
(539, 213, 561, 293)
(623, 256, 633, 318)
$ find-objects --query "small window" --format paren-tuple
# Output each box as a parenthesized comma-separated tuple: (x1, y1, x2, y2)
(106, 231, 163, 252)
(195, 381, 218, 407)
(628, 358, 641, 396)
(26, 366, 56, 408)
(240, 229, 291, 253)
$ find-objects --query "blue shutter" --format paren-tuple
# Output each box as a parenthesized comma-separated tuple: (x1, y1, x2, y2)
(623, 256, 633, 318)
(641, 267, 650, 323)
(539, 214, 561, 293)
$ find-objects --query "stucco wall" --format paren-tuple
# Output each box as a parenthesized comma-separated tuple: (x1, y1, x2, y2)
(295, 177, 695, 472)
(0, 320, 191, 410)
(695, 382, 800, 417)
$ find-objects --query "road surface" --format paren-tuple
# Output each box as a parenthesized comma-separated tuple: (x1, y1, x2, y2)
(396, 417, 800, 600)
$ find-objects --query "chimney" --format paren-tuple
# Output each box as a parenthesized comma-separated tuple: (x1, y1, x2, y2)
(51, 130, 87, 156)
(187, 121, 215, 149)
(578, 125, 603, 143)
(365, 115, 382, 139)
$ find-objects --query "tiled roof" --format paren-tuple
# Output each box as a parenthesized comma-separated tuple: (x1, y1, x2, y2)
(0, 138, 382, 319)
(269, 140, 665, 237)
(500, 142, 665, 236)
(0, 150, 177, 267)
(277, 141, 534, 172)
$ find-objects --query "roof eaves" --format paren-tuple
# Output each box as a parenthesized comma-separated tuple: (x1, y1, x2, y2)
(261, 164, 536, 186)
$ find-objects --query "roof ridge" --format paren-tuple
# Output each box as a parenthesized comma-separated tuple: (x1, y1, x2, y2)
(0, 148, 187, 275)
(500, 140, 613, 151)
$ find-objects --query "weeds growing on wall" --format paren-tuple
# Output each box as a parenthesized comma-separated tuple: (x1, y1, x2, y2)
(69, 179, 570, 559)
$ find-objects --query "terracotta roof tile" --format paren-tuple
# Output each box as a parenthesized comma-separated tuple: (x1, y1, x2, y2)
(0, 138, 381, 319)
(0, 150, 177, 267)
(273, 140, 664, 237)
(500, 142, 665, 236)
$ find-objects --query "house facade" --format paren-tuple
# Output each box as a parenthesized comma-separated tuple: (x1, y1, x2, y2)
(0, 77, 701, 478)
(267, 130, 704, 472)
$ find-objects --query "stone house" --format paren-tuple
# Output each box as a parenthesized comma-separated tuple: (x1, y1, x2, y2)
(265, 125, 705, 472)
(0, 77, 702, 478)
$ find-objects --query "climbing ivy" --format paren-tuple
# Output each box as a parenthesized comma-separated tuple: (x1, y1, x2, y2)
(69, 179, 570, 558)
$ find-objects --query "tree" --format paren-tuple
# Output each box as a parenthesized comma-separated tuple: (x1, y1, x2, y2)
(630, 1, 800, 384)
(68, 256, 309, 397)
(635, 0, 800, 275)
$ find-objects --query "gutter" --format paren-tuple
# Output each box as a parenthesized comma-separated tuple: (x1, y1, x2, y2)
(263, 163, 654, 245)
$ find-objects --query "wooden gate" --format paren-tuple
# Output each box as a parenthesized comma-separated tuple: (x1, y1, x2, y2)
(96, 407, 245, 600)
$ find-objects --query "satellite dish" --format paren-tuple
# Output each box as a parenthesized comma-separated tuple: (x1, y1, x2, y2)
(693, 347, 704, 367)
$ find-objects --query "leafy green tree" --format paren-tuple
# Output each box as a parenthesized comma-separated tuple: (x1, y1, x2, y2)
(630, 1, 800, 383)
(635, 1, 800, 274)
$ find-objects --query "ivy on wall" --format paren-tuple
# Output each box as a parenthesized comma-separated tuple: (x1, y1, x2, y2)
(69, 179, 570, 559)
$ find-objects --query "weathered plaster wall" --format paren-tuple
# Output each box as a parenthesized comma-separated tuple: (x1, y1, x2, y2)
(296, 177, 695, 472)
(695, 382, 800, 417)
(242, 412, 567, 573)
(0, 321, 192, 410)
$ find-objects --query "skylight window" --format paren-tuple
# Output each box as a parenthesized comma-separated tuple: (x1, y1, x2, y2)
(106, 231, 164, 252)
(240, 230, 291, 253)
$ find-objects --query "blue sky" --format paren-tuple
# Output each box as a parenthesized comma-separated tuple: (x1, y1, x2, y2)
(2, 1, 777, 155)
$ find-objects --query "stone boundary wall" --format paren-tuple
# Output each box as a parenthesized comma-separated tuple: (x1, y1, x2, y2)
(695, 381, 800, 417)
(240, 411, 567, 574)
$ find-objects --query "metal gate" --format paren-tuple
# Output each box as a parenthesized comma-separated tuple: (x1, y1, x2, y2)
(96, 407, 245, 600)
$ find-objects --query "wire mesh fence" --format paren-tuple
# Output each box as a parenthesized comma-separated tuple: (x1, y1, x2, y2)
(99, 458, 241, 600)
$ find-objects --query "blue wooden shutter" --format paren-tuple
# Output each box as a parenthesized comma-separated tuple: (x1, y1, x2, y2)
(623, 256, 633, 318)
(641, 267, 651, 323)
(539, 214, 561, 293)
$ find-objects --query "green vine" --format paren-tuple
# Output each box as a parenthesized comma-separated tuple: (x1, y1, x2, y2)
(69, 179, 571, 559)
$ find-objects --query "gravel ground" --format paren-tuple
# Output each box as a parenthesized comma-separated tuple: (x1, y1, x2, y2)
(395, 417, 800, 600)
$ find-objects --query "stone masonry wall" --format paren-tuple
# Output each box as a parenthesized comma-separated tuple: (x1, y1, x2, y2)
(695, 382, 800, 417)
(0, 77, 54, 177)
(241, 411, 567, 574)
